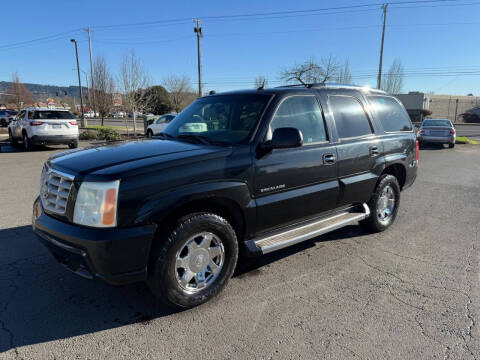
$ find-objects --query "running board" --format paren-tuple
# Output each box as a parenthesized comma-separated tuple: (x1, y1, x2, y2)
(247, 204, 370, 255)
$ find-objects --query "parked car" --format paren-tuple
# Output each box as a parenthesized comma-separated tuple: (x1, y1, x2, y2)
(84, 111, 99, 118)
(110, 111, 126, 118)
(0, 110, 16, 127)
(32, 84, 418, 309)
(145, 113, 176, 137)
(417, 118, 456, 148)
(9, 107, 79, 151)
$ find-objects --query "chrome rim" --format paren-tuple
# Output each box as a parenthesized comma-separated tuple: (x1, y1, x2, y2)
(175, 232, 225, 293)
(377, 185, 396, 225)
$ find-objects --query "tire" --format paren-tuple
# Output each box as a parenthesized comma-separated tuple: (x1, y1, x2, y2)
(449, 143, 455, 148)
(146, 129, 153, 138)
(69, 140, 78, 149)
(9, 130, 18, 146)
(23, 133, 33, 151)
(361, 174, 401, 233)
(148, 213, 238, 309)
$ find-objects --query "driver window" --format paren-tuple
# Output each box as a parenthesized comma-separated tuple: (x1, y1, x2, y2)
(28, 111, 35, 119)
(267, 96, 328, 144)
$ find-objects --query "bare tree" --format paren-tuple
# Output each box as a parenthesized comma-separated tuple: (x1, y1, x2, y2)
(254, 76, 268, 89)
(120, 50, 150, 135)
(162, 75, 195, 113)
(93, 56, 115, 126)
(381, 58, 404, 95)
(6, 72, 34, 109)
(335, 60, 352, 84)
(280, 55, 340, 85)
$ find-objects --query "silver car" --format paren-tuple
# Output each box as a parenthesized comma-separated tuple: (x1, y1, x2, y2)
(417, 118, 456, 148)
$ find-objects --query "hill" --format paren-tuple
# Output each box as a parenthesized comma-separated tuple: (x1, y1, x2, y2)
(0, 81, 87, 100)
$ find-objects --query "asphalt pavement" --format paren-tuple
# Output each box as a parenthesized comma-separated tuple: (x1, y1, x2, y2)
(0, 141, 479, 359)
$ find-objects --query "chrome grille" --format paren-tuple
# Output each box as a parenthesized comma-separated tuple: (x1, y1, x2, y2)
(40, 164, 74, 215)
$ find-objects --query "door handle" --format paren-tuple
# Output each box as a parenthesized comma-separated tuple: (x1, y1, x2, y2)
(370, 146, 380, 156)
(323, 153, 336, 165)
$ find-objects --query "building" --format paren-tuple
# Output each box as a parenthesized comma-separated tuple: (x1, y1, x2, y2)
(396, 92, 480, 123)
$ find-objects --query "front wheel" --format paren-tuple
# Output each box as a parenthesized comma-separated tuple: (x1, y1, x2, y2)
(361, 174, 401, 233)
(9, 130, 18, 146)
(148, 213, 238, 309)
(146, 129, 153, 138)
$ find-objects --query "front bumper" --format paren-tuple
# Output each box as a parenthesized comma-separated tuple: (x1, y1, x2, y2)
(32, 197, 157, 285)
(31, 135, 78, 145)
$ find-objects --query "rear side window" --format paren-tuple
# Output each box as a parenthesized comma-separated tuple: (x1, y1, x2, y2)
(269, 95, 328, 143)
(368, 96, 412, 132)
(329, 95, 372, 139)
(34, 111, 76, 119)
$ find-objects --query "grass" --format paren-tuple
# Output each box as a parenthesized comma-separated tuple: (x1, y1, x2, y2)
(456, 136, 479, 145)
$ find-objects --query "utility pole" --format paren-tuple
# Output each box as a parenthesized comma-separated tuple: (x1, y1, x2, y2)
(377, 4, 388, 89)
(194, 19, 203, 97)
(70, 39, 85, 126)
(454, 98, 459, 123)
(84, 28, 96, 117)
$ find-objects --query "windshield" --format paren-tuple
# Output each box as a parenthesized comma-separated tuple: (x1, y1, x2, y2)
(422, 119, 451, 127)
(163, 94, 272, 144)
(34, 111, 76, 120)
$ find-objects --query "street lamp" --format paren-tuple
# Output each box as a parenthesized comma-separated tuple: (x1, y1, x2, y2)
(70, 39, 85, 126)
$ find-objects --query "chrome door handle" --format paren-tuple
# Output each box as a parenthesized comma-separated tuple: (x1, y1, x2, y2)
(323, 153, 336, 165)
(370, 146, 379, 156)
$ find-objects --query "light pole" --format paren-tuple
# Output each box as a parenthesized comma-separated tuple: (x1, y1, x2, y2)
(70, 39, 85, 126)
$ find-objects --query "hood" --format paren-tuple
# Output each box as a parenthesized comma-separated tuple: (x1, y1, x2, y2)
(49, 139, 231, 179)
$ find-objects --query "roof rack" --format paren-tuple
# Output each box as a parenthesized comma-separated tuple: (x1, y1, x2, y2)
(275, 83, 387, 94)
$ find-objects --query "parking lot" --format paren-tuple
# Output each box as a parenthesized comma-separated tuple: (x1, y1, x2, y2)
(0, 141, 479, 359)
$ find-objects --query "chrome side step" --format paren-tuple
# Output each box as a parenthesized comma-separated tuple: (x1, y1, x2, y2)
(248, 204, 370, 254)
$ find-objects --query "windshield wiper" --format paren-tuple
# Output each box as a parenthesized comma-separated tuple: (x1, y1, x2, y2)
(177, 134, 226, 146)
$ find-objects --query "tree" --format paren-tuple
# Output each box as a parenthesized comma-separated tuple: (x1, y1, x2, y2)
(140, 86, 173, 115)
(254, 76, 268, 89)
(280, 55, 340, 85)
(335, 60, 352, 84)
(381, 59, 404, 95)
(162, 75, 195, 113)
(120, 50, 150, 135)
(93, 56, 115, 126)
(6, 72, 34, 109)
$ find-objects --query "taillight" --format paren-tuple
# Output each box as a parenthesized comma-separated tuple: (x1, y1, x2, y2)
(450, 129, 456, 135)
(30, 121, 44, 126)
(69, 121, 78, 126)
(415, 140, 419, 162)
(418, 129, 425, 134)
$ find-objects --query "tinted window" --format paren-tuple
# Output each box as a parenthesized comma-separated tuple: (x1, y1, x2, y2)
(164, 94, 271, 144)
(269, 96, 327, 143)
(422, 119, 452, 127)
(329, 95, 372, 139)
(34, 111, 76, 119)
(369, 96, 412, 132)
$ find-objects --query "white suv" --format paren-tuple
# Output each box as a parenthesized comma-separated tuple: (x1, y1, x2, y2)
(8, 107, 79, 151)
(146, 113, 176, 137)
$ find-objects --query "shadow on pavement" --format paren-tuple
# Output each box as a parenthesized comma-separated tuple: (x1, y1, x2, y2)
(0, 223, 364, 352)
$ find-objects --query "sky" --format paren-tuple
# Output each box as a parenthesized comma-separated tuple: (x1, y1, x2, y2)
(1, 0, 479, 95)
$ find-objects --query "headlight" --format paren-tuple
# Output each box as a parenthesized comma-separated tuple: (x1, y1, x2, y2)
(73, 180, 120, 228)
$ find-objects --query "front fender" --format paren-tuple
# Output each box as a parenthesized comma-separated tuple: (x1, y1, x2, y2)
(134, 180, 256, 235)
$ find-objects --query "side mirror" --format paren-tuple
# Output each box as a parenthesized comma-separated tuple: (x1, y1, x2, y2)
(267, 127, 303, 149)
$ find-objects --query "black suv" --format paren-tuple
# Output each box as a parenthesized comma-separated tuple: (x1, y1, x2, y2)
(33, 84, 418, 309)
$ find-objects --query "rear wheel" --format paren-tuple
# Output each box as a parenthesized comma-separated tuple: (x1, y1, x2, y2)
(361, 174, 400, 232)
(449, 143, 455, 148)
(69, 140, 78, 149)
(23, 133, 33, 151)
(148, 213, 238, 309)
